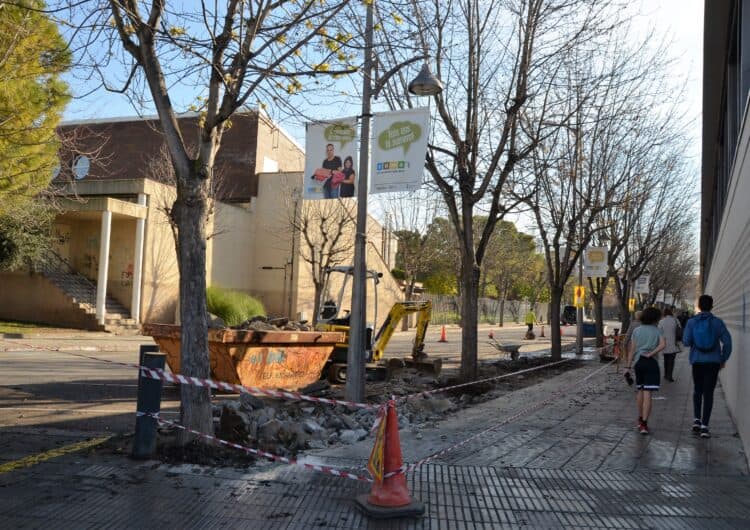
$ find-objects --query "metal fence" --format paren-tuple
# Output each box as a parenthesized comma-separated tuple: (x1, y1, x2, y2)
(426, 294, 549, 326)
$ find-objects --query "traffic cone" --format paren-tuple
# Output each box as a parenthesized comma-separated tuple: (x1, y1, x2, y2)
(356, 402, 424, 518)
(540, 324, 545, 338)
(438, 325, 447, 343)
(488, 329, 494, 339)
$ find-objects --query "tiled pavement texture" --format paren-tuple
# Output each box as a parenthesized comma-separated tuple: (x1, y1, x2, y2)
(2, 353, 749, 528)
(3, 459, 750, 529)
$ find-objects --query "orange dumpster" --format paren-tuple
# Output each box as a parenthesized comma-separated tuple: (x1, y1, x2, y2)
(142, 323, 344, 390)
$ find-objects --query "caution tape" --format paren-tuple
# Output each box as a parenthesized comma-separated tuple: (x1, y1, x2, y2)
(387, 359, 616, 477)
(398, 358, 572, 402)
(0, 337, 377, 410)
(137, 411, 373, 483)
(139, 366, 379, 410)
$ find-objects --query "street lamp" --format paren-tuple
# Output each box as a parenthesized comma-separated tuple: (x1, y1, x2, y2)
(346, 4, 443, 402)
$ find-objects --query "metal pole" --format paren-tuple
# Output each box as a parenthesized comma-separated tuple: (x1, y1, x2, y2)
(577, 252, 583, 355)
(345, 2, 374, 402)
(132, 345, 165, 459)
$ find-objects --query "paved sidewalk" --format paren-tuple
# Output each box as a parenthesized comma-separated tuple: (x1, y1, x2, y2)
(2, 354, 749, 528)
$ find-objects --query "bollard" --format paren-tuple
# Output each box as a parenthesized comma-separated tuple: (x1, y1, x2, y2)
(132, 345, 165, 459)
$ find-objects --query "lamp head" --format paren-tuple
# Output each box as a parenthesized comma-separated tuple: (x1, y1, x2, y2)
(408, 62, 444, 96)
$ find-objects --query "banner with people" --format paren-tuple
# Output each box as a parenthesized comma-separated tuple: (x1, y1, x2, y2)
(370, 107, 430, 194)
(303, 118, 359, 200)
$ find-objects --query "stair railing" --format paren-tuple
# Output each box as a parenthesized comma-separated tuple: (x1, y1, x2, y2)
(35, 248, 99, 295)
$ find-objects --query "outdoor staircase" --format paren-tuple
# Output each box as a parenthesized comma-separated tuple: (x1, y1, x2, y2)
(35, 251, 140, 334)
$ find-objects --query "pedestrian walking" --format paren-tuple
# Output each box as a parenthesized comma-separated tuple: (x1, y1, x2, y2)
(624, 310, 642, 352)
(682, 295, 732, 439)
(658, 307, 682, 382)
(624, 307, 665, 435)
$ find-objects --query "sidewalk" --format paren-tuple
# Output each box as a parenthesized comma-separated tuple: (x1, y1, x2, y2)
(1, 354, 748, 528)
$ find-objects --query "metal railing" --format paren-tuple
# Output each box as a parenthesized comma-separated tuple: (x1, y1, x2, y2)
(34, 248, 98, 295)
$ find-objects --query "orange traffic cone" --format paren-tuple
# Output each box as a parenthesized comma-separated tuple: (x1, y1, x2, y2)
(356, 401, 424, 518)
(488, 329, 494, 339)
(438, 325, 447, 343)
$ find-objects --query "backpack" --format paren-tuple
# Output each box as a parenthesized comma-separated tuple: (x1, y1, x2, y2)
(693, 316, 717, 352)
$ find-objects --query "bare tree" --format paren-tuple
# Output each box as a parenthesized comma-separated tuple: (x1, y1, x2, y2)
(49, 0, 358, 442)
(521, 25, 679, 359)
(371, 0, 618, 380)
(378, 189, 441, 329)
(282, 194, 358, 326)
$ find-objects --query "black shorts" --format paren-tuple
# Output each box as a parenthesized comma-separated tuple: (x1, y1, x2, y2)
(635, 356, 660, 391)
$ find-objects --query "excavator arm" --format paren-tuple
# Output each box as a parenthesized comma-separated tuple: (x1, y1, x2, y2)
(371, 300, 432, 362)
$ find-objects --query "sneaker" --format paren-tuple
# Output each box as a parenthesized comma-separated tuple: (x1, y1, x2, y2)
(639, 421, 649, 435)
(692, 419, 701, 433)
(700, 426, 711, 438)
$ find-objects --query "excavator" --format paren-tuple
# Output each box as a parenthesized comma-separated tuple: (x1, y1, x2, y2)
(315, 265, 440, 383)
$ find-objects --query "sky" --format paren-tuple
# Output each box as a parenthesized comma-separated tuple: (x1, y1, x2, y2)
(60, 1, 705, 227)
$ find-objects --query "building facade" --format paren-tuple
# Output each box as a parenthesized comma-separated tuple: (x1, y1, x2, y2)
(703, 0, 750, 461)
(0, 111, 400, 331)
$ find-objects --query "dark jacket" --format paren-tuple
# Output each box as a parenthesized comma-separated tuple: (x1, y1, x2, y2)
(683, 311, 732, 364)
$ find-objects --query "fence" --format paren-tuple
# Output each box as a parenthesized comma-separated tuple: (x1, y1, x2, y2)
(426, 294, 549, 326)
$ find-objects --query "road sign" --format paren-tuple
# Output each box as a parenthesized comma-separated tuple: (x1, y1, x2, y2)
(635, 275, 650, 294)
(628, 298, 636, 312)
(574, 285, 585, 308)
(583, 247, 608, 278)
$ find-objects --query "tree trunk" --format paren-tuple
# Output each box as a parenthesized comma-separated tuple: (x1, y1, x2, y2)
(549, 288, 563, 361)
(176, 174, 212, 446)
(614, 278, 631, 331)
(460, 263, 481, 381)
(401, 280, 415, 331)
(312, 281, 323, 326)
(593, 291, 605, 347)
(499, 284, 508, 327)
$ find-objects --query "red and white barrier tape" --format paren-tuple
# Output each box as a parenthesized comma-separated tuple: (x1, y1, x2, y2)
(137, 411, 374, 483)
(398, 358, 571, 402)
(0, 337, 377, 410)
(139, 366, 379, 410)
(386, 359, 616, 477)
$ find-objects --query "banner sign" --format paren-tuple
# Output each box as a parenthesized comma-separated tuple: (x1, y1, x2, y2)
(657, 289, 665, 303)
(665, 293, 674, 306)
(635, 275, 650, 294)
(628, 298, 636, 312)
(304, 118, 359, 200)
(583, 247, 608, 278)
(370, 108, 430, 194)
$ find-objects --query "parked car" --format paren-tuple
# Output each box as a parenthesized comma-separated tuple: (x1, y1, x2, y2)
(561, 305, 577, 325)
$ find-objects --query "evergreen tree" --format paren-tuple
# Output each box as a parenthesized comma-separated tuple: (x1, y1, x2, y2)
(0, 1, 70, 210)
(0, 2, 69, 269)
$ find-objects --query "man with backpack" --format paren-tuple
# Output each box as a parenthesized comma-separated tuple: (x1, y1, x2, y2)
(682, 295, 732, 438)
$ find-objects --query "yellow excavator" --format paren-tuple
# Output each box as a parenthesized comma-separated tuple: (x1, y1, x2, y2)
(315, 266, 440, 383)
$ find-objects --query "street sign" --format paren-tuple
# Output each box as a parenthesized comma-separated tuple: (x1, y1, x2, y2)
(635, 275, 650, 294)
(665, 293, 674, 306)
(574, 285, 585, 308)
(657, 289, 665, 303)
(583, 247, 608, 278)
(628, 298, 636, 312)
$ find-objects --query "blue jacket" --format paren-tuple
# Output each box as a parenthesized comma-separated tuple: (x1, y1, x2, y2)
(683, 312, 732, 365)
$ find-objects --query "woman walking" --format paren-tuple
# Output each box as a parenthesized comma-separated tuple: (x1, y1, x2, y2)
(624, 307, 666, 435)
(659, 307, 682, 382)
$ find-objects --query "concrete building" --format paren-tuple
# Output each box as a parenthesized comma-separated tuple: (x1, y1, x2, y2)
(703, 1, 750, 462)
(0, 111, 400, 332)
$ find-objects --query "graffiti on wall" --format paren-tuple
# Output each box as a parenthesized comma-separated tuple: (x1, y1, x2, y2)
(121, 263, 134, 287)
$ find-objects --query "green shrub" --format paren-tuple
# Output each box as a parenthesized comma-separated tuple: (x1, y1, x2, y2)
(206, 286, 265, 327)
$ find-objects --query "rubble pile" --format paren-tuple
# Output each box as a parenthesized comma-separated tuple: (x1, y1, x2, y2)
(234, 316, 313, 332)
(212, 369, 460, 456)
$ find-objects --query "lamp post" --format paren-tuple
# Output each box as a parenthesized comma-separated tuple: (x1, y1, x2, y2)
(345, 3, 443, 402)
